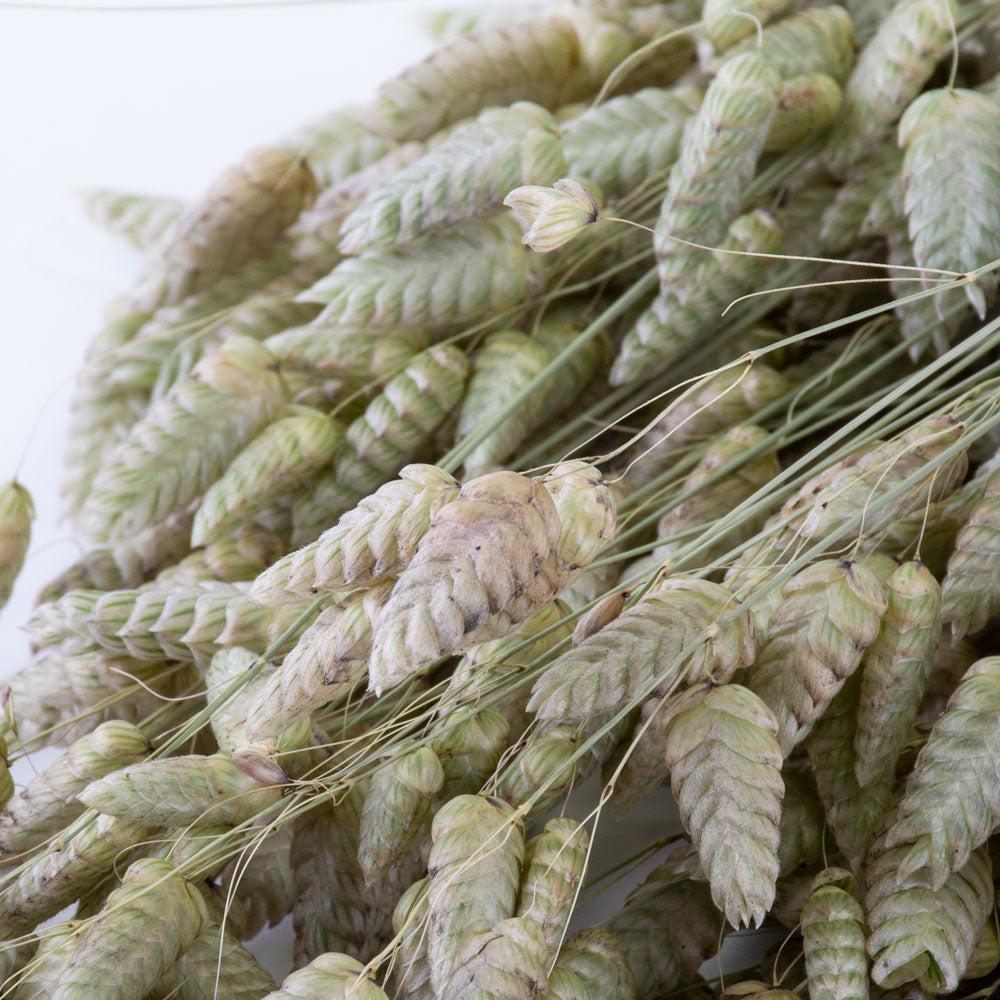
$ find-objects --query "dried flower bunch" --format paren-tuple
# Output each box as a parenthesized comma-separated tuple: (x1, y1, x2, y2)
(5, 0, 1000, 998)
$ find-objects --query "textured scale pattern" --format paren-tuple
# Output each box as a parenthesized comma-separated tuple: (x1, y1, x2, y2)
(702, 0, 796, 52)
(0, 481, 33, 610)
(82, 189, 184, 250)
(801, 868, 869, 1000)
(260, 952, 391, 1000)
(551, 929, 636, 1000)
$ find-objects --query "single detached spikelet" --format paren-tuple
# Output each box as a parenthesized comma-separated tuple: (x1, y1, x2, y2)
(606, 842, 723, 998)
(302, 214, 543, 332)
(191, 407, 344, 546)
(129, 146, 317, 312)
(702, 0, 795, 52)
(854, 561, 940, 789)
(341, 102, 563, 252)
(336, 344, 469, 498)
(426, 794, 525, 995)
(866, 837, 994, 993)
(80, 336, 288, 542)
(82, 189, 184, 250)
(800, 868, 868, 1000)
(358, 746, 445, 884)
(825, 0, 959, 176)
(652, 52, 780, 292)
(613, 207, 783, 384)
(881, 655, 1000, 889)
(505, 177, 601, 252)
(529, 576, 754, 722)
(765, 73, 842, 151)
(663, 683, 784, 928)
(368, 471, 562, 694)
(262, 952, 390, 1000)
(749, 560, 886, 755)
(0, 481, 33, 610)
(0, 721, 149, 860)
(78, 751, 286, 828)
(551, 928, 636, 1000)
(942, 468, 1000, 638)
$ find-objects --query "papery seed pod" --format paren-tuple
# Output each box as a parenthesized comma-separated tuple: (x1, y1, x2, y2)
(335, 345, 469, 498)
(0, 481, 33, 611)
(431, 707, 511, 798)
(252, 465, 459, 605)
(553, 928, 636, 1000)
(391, 877, 435, 1000)
(749, 560, 886, 755)
(882, 656, 1000, 889)
(426, 794, 525, 994)
(866, 837, 993, 993)
(765, 73, 842, 151)
(529, 576, 754, 721)
(80, 337, 288, 542)
(777, 770, 826, 875)
(702, 0, 795, 52)
(825, 0, 959, 176)
(11, 923, 75, 1000)
(854, 561, 940, 790)
(506, 176, 602, 252)
(129, 146, 317, 313)
(261, 952, 390, 1000)
(606, 842, 722, 998)
(0, 814, 149, 939)
(497, 725, 582, 814)
(302, 215, 544, 332)
(942, 469, 1000, 638)
(341, 102, 563, 253)
(191, 407, 344, 546)
(900, 88, 1000, 319)
(0, 721, 149, 861)
(800, 868, 868, 1000)
(573, 591, 626, 646)
(358, 746, 445, 884)
(652, 53, 780, 293)
(663, 683, 784, 928)
(79, 751, 286, 828)
(613, 208, 783, 384)
(441, 915, 550, 999)
(819, 144, 903, 253)
(369, 471, 562, 694)
(82, 189, 185, 250)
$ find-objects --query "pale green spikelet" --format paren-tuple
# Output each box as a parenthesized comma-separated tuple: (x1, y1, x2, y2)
(426, 794, 525, 995)
(82, 189, 184, 250)
(819, 144, 903, 253)
(825, 0, 959, 176)
(10, 923, 76, 1000)
(778, 770, 826, 875)
(335, 344, 469, 498)
(854, 561, 940, 789)
(552, 928, 636, 1000)
(882, 656, 1000, 889)
(0, 736, 10, 812)
(129, 146, 317, 313)
(528, 577, 755, 721)
(431, 707, 512, 798)
(391, 877, 435, 1000)
(497, 725, 583, 814)
(0, 481, 33, 611)
(866, 837, 994, 993)
(80, 336, 289, 542)
(191, 407, 344, 546)
(748, 559, 886, 755)
(152, 523, 284, 589)
(765, 74, 842, 151)
(613, 207, 783, 384)
(967, 918, 1000, 978)
(721, 982, 802, 1000)
(301, 215, 545, 332)
(78, 751, 287, 828)
(287, 472, 365, 549)
(262, 952, 390, 1000)
(606, 842, 723, 998)
(561, 86, 704, 198)
(358, 746, 445, 884)
(801, 868, 869, 1000)
(0, 721, 149, 861)
(702, 0, 795, 52)
(341, 102, 564, 253)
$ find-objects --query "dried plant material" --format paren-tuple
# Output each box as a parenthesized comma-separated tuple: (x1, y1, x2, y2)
(0, 721, 149, 860)
(529, 577, 754, 722)
(825, 0, 959, 176)
(152, 524, 284, 590)
(369, 471, 562, 694)
(12, 923, 78, 1000)
(336, 345, 469, 499)
(552, 928, 636, 1000)
(0, 736, 11, 812)
(0, 481, 33, 610)
(80, 337, 288, 542)
(607, 842, 723, 998)
(252, 465, 459, 605)
(219, 822, 296, 938)
(497, 725, 582, 814)
(819, 144, 903, 253)
(129, 146, 317, 313)
(702, 0, 796, 52)
(801, 867, 869, 1000)
(426, 794, 525, 995)
(720, 982, 802, 1000)
(967, 918, 1000, 978)
(82, 189, 184, 250)
(854, 561, 940, 789)
(573, 591, 626, 646)
(778, 770, 826, 875)
(342, 102, 563, 252)
(302, 215, 544, 332)
(79, 751, 286, 828)
(765, 73, 842, 151)
(358, 746, 445, 884)
(391, 877, 435, 1000)
(749, 560, 886, 755)
(263, 952, 390, 1000)
(881, 655, 1000, 889)
(663, 683, 784, 928)
(866, 838, 993, 993)
(431, 707, 511, 799)
(505, 177, 600, 253)
(191, 407, 344, 546)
